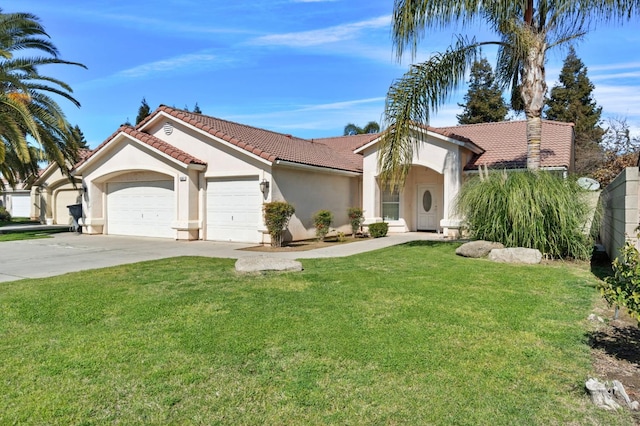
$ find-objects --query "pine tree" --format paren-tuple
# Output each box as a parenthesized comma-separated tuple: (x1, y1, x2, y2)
(135, 97, 151, 125)
(193, 102, 202, 114)
(544, 47, 604, 176)
(457, 58, 509, 125)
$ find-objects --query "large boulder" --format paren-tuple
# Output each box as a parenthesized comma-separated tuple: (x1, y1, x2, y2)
(456, 240, 505, 258)
(488, 248, 542, 264)
(235, 256, 303, 273)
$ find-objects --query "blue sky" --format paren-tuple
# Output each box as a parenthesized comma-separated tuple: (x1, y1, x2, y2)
(12, 1, 640, 149)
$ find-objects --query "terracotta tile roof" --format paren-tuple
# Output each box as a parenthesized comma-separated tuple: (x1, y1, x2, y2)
(151, 105, 363, 173)
(81, 126, 207, 167)
(313, 133, 381, 153)
(437, 120, 574, 170)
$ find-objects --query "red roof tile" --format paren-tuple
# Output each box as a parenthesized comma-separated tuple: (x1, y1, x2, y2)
(437, 120, 574, 170)
(81, 126, 207, 167)
(151, 105, 363, 173)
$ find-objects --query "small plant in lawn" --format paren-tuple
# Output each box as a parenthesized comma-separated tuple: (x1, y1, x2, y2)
(263, 201, 295, 247)
(347, 207, 364, 236)
(599, 238, 640, 321)
(368, 222, 388, 238)
(313, 210, 333, 242)
(0, 206, 11, 222)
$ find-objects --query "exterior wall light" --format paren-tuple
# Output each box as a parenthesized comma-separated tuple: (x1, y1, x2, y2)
(259, 179, 270, 195)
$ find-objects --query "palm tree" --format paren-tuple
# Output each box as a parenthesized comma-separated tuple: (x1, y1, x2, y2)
(379, 0, 638, 188)
(0, 9, 85, 188)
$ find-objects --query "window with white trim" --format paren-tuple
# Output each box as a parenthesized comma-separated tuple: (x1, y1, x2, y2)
(381, 189, 400, 221)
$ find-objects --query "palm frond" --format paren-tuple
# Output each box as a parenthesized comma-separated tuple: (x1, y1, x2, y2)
(379, 37, 482, 188)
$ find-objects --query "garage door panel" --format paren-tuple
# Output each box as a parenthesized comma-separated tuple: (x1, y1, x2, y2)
(10, 194, 30, 218)
(107, 180, 174, 238)
(206, 178, 261, 243)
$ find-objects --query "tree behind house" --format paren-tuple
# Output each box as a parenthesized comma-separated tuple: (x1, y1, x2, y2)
(544, 47, 604, 176)
(457, 58, 509, 125)
(135, 97, 151, 125)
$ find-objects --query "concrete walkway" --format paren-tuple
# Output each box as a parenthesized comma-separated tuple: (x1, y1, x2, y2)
(0, 228, 447, 283)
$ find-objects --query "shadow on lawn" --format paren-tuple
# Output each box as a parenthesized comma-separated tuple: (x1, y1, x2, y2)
(398, 240, 457, 248)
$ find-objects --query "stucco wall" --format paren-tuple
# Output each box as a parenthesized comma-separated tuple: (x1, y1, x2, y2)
(600, 167, 639, 260)
(146, 119, 270, 179)
(272, 166, 360, 241)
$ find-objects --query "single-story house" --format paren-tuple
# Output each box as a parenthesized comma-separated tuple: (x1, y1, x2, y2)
(48, 105, 573, 243)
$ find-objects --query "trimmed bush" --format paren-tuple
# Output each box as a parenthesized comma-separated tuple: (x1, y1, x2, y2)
(263, 201, 295, 247)
(455, 170, 593, 260)
(368, 222, 388, 238)
(347, 207, 364, 236)
(0, 206, 11, 222)
(313, 210, 333, 242)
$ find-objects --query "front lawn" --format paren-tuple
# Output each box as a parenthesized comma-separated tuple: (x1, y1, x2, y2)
(0, 242, 633, 424)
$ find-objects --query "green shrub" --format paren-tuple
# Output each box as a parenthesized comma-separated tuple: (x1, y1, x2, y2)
(313, 210, 333, 242)
(599, 240, 640, 321)
(347, 207, 364, 236)
(0, 206, 11, 222)
(263, 201, 295, 247)
(368, 222, 388, 238)
(455, 170, 593, 260)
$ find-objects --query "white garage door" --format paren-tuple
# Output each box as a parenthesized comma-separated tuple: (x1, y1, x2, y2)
(9, 193, 30, 218)
(207, 177, 261, 243)
(107, 180, 175, 238)
(55, 190, 81, 225)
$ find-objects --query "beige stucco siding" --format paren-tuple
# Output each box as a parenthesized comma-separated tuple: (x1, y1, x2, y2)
(271, 166, 360, 241)
(145, 119, 270, 179)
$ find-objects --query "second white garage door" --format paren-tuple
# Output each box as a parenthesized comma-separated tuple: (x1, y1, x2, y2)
(207, 177, 261, 243)
(107, 180, 175, 238)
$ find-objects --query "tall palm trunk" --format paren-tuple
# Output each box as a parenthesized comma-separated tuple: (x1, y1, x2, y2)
(521, 34, 547, 170)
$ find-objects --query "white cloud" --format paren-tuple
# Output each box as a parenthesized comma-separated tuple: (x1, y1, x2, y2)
(250, 15, 391, 47)
(116, 52, 221, 79)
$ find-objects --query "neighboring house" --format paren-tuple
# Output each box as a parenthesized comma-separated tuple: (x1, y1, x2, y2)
(0, 180, 31, 218)
(30, 149, 91, 225)
(71, 105, 574, 243)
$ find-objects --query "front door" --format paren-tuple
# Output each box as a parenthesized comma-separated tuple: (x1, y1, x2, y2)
(417, 184, 439, 231)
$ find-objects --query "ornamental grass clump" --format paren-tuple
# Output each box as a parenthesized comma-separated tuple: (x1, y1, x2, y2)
(263, 201, 295, 247)
(455, 170, 594, 260)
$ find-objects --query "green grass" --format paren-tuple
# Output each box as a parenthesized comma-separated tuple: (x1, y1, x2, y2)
(0, 242, 633, 425)
(0, 228, 68, 241)
(0, 217, 40, 227)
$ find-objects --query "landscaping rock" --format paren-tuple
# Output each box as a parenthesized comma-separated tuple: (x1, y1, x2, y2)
(235, 256, 303, 273)
(586, 378, 640, 411)
(488, 248, 542, 264)
(455, 240, 505, 258)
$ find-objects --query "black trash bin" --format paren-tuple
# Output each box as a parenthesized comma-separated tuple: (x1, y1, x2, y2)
(67, 203, 82, 233)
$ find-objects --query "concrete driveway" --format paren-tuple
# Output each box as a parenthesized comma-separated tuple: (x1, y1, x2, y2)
(0, 230, 445, 283)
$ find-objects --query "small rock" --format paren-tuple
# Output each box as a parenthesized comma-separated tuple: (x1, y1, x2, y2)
(456, 240, 505, 258)
(588, 314, 605, 322)
(488, 247, 542, 264)
(235, 256, 303, 273)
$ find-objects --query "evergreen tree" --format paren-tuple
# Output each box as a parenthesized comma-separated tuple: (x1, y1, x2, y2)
(544, 47, 604, 175)
(457, 58, 509, 124)
(70, 125, 88, 148)
(343, 121, 380, 135)
(135, 97, 151, 125)
(193, 102, 202, 114)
